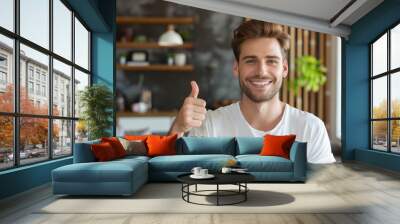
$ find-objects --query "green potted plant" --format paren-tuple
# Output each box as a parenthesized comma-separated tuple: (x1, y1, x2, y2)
(79, 84, 113, 140)
(290, 55, 327, 94)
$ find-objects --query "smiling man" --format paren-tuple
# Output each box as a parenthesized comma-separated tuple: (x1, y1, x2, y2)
(169, 20, 335, 164)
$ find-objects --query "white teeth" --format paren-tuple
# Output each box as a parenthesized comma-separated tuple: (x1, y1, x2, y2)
(249, 80, 272, 86)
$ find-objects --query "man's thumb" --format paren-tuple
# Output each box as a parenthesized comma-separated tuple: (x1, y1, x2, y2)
(190, 81, 199, 98)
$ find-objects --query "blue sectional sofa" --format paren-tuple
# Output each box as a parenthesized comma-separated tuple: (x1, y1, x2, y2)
(52, 137, 307, 196)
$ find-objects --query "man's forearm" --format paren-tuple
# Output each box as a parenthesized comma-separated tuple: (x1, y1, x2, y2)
(168, 119, 185, 138)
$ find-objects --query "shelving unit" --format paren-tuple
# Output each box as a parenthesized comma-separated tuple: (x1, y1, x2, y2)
(117, 42, 193, 49)
(117, 64, 193, 72)
(117, 16, 195, 73)
(117, 111, 178, 117)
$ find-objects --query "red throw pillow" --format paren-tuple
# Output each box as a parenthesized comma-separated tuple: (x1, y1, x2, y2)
(91, 142, 117, 161)
(260, 134, 296, 159)
(124, 135, 148, 141)
(146, 134, 178, 157)
(101, 137, 127, 158)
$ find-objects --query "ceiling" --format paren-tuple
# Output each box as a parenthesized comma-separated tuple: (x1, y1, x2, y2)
(164, 0, 384, 38)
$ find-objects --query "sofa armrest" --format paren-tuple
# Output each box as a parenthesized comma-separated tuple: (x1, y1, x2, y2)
(73, 140, 100, 163)
(289, 142, 307, 181)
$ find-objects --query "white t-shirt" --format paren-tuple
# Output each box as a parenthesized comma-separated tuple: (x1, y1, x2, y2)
(188, 102, 335, 164)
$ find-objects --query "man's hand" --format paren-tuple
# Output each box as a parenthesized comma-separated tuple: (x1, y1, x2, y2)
(169, 81, 207, 136)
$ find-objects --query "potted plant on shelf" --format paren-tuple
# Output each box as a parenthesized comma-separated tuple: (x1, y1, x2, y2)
(290, 55, 327, 95)
(79, 84, 113, 140)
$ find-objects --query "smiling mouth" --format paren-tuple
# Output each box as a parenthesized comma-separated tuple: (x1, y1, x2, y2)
(248, 79, 273, 88)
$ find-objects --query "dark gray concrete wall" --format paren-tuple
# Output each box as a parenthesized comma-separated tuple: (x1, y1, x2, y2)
(116, 0, 243, 111)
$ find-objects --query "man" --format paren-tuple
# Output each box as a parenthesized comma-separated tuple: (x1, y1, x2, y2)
(168, 20, 335, 164)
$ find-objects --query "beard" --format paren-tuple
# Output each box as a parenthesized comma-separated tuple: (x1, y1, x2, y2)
(239, 74, 282, 103)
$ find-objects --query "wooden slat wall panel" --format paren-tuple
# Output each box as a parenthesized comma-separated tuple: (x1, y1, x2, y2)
(288, 27, 296, 107)
(303, 30, 309, 111)
(318, 33, 326, 119)
(296, 28, 303, 109)
(280, 26, 332, 126)
(325, 36, 332, 132)
(310, 32, 317, 114)
(281, 26, 289, 102)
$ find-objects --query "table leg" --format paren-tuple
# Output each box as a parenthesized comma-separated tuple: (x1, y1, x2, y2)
(188, 184, 191, 202)
(217, 184, 219, 206)
(245, 183, 247, 201)
(181, 184, 183, 199)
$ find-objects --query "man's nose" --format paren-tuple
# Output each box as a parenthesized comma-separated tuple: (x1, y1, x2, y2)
(257, 62, 269, 76)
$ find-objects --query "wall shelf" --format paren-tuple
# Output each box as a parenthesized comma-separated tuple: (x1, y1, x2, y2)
(117, 111, 178, 117)
(117, 16, 194, 25)
(117, 42, 193, 49)
(117, 64, 193, 72)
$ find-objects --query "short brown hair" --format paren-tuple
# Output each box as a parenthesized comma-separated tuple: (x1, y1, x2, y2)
(231, 20, 290, 61)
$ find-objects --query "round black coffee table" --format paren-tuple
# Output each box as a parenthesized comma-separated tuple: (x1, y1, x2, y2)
(177, 173, 255, 206)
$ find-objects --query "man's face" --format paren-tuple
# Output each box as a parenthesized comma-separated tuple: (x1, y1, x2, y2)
(233, 37, 288, 103)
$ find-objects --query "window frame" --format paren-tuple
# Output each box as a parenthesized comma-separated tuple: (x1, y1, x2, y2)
(370, 21, 400, 154)
(0, 0, 92, 171)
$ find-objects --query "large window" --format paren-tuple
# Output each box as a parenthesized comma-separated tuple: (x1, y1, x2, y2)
(371, 23, 400, 154)
(0, 0, 91, 171)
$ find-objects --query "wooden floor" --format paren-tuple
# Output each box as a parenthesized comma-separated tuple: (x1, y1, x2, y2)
(1, 159, 400, 224)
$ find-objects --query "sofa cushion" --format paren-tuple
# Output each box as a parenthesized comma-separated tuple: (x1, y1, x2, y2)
(260, 134, 296, 159)
(235, 137, 263, 155)
(52, 158, 147, 183)
(124, 135, 148, 141)
(91, 142, 118, 161)
(147, 134, 178, 157)
(118, 138, 148, 156)
(236, 155, 293, 172)
(148, 154, 235, 172)
(177, 137, 236, 155)
(115, 155, 150, 163)
(101, 137, 127, 158)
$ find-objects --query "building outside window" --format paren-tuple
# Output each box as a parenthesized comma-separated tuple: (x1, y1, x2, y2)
(0, 54, 7, 67)
(28, 66, 34, 80)
(36, 83, 40, 95)
(0, 71, 6, 84)
(35, 70, 40, 81)
(28, 81, 34, 94)
(54, 89, 58, 104)
(0, 71, 7, 93)
(0, 54, 7, 88)
(41, 73, 46, 83)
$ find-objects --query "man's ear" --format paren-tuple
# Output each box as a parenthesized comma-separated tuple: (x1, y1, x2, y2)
(233, 60, 239, 78)
(282, 59, 289, 78)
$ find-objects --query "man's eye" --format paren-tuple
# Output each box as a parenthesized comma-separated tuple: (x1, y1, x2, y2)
(267, 60, 278, 64)
(245, 60, 255, 64)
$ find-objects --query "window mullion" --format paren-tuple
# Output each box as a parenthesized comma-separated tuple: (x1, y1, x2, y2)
(49, 0, 54, 160)
(388, 29, 391, 153)
(71, 11, 76, 154)
(13, 0, 20, 167)
(370, 45, 373, 149)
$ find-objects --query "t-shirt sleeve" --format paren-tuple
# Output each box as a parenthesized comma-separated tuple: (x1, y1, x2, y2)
(306, 117, 336, 164)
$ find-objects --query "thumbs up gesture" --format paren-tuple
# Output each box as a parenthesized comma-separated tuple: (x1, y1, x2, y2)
(170, 81, 207, 135)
